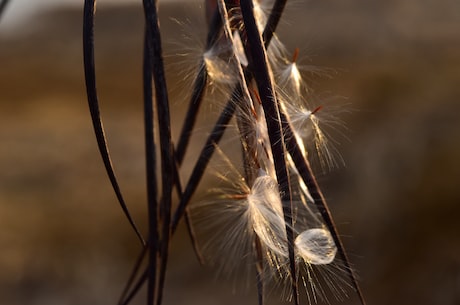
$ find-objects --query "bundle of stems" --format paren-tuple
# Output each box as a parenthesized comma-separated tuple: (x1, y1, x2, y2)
(80, 0, 366, 304)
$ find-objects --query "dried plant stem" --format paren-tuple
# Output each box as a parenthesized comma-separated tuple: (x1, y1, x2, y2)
(80, 0, 367, 303)
(239, 1, 298, 304)
(262, 0, 287, 44)
(216, 2, 269, 303)
(175, 10, 222, 164)
(172, 0, 289, 234)
(142, 0, 174, 304)
(83, 0, 146, 246)
(120, 268, 149, 305)
(254, 236, 265, 305)
(118, 147, 204, 305)
(172, 150, 205, 264)
(172, 93, 239, 232)
(280, 109, 367, 305)
(118, 246, 148, 305)
(142, 28, 159, 305)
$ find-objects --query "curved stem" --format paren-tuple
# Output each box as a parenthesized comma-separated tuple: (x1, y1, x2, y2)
(239, 1, 298, 303)
(175, 10, 222, 164)
(281, 108, 366, 305)
(171, 0, 291, 235)
(142, 1, 174, 304)
(83, 0, 145, 246)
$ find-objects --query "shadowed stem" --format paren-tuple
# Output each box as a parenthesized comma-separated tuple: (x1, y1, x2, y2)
(83, 0, 146, 246)
(142, 27, 159, 305)
(171, 0, 289, 234)
(239, 0, 298, 304)
(172, 147, 205, 264)
(175, 9, 222, 164)
(215, 2, 268, 304)
(119, 148, 204, 305)
(172, 92, 239, 232)
(118, 245, 148, 305)
(280, 109, 367, 305)
(262, 0, 286, 45)
(254, 236, 265, 305)
(142, 1, 174, 305)
(120, 268, 149, 305)
(173, 8, 222, 263)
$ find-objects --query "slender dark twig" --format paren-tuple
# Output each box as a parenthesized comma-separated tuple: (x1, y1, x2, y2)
(143, 0, 174, 305)
(172, 146, 205, 264)
(118, 245, 148, 305)
(175, 9, 222, 164)
(142, 1, 174, 304)
(280, 109, 366, 305)
(171, 0, 290, 234)
(171, 93, 239, 232)
(261, 0, 287, 45)
(119, 267, 149, 305)
(215, 4, 269, 305)
(254, 236, 265, 305)
(142, 27, 159, 305)
(83, 0, 145, 246)
(239, 0, 298, 304)
(118, 144, 204, 305)
(117, 28, 162, 305)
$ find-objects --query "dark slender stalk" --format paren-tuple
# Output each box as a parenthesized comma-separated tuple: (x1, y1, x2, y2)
(254, 236, 265, 305)
(262, 0, 287, 45)
(118, 149, 204, 305)
(171, 0, 290, 234)
(142, 1, 173, 304)
(175, 63, 208, 165)
(0, 0, 10, 20)
(175, 10, 222, 164)
(142, 28, 159, 305)
(83, 0, 145, 246)
(171, 92, 239, 232)
(119, 267, 149, 305)
(118, 245, 148, 305)
(239, 0, 298, 304)
(172, 146, 205, 264)
(280, 109, 366, 305)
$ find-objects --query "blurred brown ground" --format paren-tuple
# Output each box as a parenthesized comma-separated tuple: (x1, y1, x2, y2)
(0, 1, 459, 305)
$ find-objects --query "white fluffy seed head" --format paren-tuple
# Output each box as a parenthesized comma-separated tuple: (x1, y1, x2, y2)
(295, 228, 337, 265)
(203, 48, 238, 85)
(279, 62, 302, 97)
(247, 171, 287, 258)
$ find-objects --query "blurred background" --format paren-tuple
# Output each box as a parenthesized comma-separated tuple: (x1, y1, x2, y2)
(0, 0, 459, 304)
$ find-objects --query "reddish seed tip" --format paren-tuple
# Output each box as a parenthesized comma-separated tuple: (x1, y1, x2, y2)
(251, 88, 262, 106)
(250, 105, 258, 120)
(311, 105, 323, 115)
(230, 194, 248, 200)
(292, 47, 299, 63)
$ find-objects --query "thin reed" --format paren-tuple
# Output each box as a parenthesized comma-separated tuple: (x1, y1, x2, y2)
(80, 0, 366, 304)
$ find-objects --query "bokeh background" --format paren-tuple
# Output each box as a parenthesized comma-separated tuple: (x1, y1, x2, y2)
(0, 0, 459, 304)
